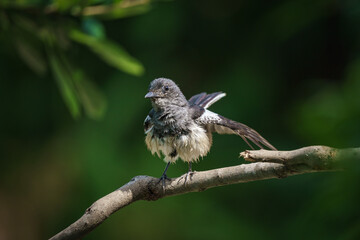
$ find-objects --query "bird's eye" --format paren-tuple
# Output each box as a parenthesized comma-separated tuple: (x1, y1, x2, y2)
(163, 86, 169, 91)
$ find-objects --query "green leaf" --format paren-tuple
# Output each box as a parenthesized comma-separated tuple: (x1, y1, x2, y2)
(53, 0, 82, 12)
(79, 0, 151, 19)
(46, 42, 107, 119)
(69, 29, 145, 76)
(73, 70, 107, 119)
(11, 24, 47, 75)
(96, 4, 151, 19)
(82, 17, 106, 39)
(14, 38, 47, 75)
(47, 48, 81, 119)
(11, 14, 38, 33)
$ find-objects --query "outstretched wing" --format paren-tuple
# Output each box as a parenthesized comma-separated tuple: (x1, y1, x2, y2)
(188, 92, 226, 109)
(194, 109, 277, 150)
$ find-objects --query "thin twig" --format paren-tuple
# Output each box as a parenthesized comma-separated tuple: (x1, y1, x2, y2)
(81, 0, 150, 16)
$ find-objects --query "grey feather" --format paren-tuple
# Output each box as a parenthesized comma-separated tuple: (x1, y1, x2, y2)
(144, 78, 277, 166)
(195, 110, 277, 151)
(189, 92, 226, 109)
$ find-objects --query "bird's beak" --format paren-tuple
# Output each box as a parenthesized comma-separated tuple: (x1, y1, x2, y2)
(145, 91, 157, 98)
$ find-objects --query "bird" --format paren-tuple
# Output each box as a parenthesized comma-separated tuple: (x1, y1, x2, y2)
(144, 78, 276, 186)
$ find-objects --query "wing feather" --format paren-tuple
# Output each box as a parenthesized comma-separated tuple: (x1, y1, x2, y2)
(188, 92, 226, 109)
(196, 110, 277, 150)
(188, 92, 207, 105)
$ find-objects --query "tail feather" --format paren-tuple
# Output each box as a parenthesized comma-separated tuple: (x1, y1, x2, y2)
(234, 122, 277, 150)
(195, 107, 277, 151)
(216, 115, 277, 151)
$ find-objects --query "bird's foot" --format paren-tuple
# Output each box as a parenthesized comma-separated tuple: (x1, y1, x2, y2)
(184, 170, 195, 184)
(177, 170, 196, 184)
(158, 173, 171, 192)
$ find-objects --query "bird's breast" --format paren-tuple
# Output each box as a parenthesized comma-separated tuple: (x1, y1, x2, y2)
(145, 123, 211, 163)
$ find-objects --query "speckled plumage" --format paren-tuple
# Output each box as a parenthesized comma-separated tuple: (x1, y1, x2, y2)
(144, 78, 276, 170)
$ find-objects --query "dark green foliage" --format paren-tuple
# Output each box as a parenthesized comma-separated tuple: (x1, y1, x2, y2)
(0, 0, 360, 240)
(0, 0, 147, 119)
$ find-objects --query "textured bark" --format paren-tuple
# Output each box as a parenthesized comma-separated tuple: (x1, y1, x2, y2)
(49, 145, 359, 240)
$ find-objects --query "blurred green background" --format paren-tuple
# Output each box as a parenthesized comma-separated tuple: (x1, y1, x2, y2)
(1, 0, 360, 239)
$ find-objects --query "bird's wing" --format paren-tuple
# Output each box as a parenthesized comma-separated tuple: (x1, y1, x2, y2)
(194, 109, 277, 150)
(188, 92, 226, 109)
(144, 109, 154, 134)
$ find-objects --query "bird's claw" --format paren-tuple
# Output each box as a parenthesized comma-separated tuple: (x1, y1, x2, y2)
(177, 170, 195, 184)
(184, 170, 195, 184)
(158, 174, 171, 192)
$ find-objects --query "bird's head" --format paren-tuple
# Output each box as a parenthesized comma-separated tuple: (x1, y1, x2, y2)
(145, 78, 187, 110)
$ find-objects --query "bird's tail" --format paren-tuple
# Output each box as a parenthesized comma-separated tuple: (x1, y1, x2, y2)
(215, 115, 277, 151)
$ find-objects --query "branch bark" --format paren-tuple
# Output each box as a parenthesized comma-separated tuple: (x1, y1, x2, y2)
(49, 145, 359, 240)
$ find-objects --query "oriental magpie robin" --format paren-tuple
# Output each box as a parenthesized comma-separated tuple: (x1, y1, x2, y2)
(144, 78, 276, 186)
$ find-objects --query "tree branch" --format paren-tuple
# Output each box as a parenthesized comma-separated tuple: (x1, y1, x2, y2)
(49, 145, 359, 240)
(80, 0, 150, 17)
